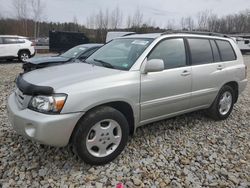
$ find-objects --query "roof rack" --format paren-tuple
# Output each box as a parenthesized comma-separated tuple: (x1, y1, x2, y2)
(161, 30, 229, 38)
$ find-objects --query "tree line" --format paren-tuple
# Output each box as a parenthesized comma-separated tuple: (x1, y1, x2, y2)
(0, 0, 249, 43)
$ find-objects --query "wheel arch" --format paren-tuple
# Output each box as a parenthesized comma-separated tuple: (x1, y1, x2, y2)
(222, 81, 239, 103)
(18, 49, 31, 56)
(69, 100, 136, 144)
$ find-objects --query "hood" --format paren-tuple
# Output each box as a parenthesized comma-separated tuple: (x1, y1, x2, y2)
(22, 63, 122, 91)
(26, 56, 71, 65)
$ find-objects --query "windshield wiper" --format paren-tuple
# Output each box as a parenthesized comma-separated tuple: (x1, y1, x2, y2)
(93, 59, 114, 69)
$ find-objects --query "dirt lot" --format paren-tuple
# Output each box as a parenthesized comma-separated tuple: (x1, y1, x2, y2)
(0, 56, 249, 187)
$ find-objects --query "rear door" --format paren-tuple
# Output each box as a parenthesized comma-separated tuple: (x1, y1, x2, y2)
(188, 38, 235, 108)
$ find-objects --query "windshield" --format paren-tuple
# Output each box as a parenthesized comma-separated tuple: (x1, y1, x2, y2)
(61, 46, 87, 58)
(85, 38, 153, 70)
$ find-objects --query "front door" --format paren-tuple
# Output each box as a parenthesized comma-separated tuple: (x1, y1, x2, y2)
(140, 38, 192, 123)
(0, 37, 6, 57)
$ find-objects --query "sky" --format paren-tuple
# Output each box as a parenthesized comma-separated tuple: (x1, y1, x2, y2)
(0, 0, 249, 28)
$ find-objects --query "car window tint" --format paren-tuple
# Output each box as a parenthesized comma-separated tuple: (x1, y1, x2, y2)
(210, 40, 221, 62)
(0, 37, 3, 44)
(188, 38, 213, 65)
(3, 38, 19, 44)
(148, 38, 186, 69)
(216, 40, 236, 61)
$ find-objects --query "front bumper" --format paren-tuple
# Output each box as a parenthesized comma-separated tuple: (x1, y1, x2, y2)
(7, 93, 83, 147)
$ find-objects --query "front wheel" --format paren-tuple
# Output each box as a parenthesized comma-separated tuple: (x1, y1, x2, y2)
(207, 85, 235, 120)
(72, 106, 129, 165)
(18, 51, 30, 62)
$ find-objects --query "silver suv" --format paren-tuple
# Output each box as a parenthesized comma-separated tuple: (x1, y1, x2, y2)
(7, 32, 247, 165)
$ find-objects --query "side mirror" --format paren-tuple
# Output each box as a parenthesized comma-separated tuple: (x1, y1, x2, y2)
(142, 59, 164, 73)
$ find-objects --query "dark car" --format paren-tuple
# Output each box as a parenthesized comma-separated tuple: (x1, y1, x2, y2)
(23, 43, 103, 72)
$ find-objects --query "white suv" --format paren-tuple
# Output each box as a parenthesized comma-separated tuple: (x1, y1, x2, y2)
(0, 35, 35, 62)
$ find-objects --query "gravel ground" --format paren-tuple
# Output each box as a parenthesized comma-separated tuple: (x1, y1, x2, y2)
(0, 56, 250, 188)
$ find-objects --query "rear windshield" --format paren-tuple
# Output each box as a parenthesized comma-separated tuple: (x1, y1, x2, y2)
(61, 46, 87, 58)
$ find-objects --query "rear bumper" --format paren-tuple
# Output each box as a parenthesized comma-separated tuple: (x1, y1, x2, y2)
(7, 93, 83, 147)
(238, 79, 248, 94)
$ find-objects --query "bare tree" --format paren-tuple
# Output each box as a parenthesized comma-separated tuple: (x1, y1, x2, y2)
(197, 10, 211, 30)
(73, 16, 78, 25)
(12, 0, 29, 35)
(126, 15, 132, 29)
(207, 14, 219, 32)
(86, 14, 95, 29)
(132, 8, 143, 28)
(95, 9, 108, 41)
(180, 16, 195, 31)
(30, 0, 45, 38)
(165, 19, 175, 30)
(110, 6, 123, 29)
(103, 9, 109, 30)
(186, 17, 195, 31)
(95, 9, 104, 29)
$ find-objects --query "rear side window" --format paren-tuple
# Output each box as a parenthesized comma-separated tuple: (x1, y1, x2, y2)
(148, 38, 186, 69)
(210, 40, 221, 62)
(3, 38, 19, 44)
(216, 40, 236, 61)
(0, 37, 3, 44)
(188, 38, 213, 65)
(18, 38, 25, 43)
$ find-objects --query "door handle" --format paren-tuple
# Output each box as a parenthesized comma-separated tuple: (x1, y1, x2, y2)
(181, 70, 190, 76)
(217, 65, 223, 70)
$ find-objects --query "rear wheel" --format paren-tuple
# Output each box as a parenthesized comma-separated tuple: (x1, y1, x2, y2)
(18, 51, 30, 62)
(207, 85, 235, 120)
(72, 106, 129, 165)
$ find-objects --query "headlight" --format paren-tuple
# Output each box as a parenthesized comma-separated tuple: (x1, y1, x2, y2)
(28, 94, 67, 114)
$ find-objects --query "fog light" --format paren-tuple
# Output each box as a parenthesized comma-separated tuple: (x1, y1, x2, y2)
(25, 123, 36, 138)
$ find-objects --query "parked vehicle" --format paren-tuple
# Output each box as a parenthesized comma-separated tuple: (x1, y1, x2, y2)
(49, 31, 89, 53)
(231, 37, 250, 54)
(7, 32, 247, 165)
(106, 31, 135, 43)
(0, 35, 35, 62)
(23, 43, 103, 72)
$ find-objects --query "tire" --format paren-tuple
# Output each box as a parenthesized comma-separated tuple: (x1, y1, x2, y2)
(72, 106, 129, 165)
(18, 51, 30, 62)
(207, 85, 235, 120)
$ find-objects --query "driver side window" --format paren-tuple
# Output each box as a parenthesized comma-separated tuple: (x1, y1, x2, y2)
(148, 38, 187, 69)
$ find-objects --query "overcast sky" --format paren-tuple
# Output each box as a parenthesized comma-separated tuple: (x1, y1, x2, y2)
(1, 0, 249, 27)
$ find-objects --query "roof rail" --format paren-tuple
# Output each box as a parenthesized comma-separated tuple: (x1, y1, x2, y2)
(161, 30, 229, 38)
